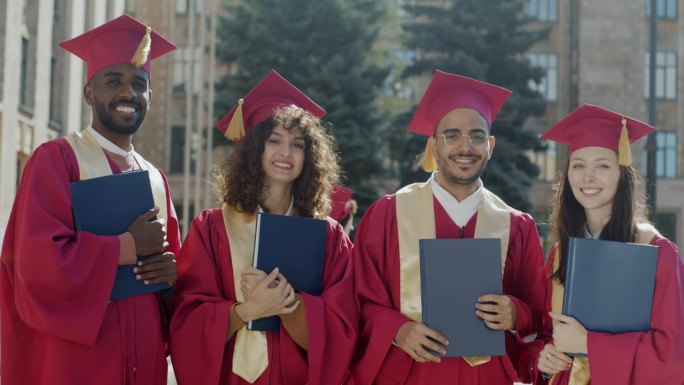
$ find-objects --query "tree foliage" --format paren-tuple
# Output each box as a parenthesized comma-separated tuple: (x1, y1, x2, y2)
(390, 0, 549, 211)
(215, 0, 389, 209)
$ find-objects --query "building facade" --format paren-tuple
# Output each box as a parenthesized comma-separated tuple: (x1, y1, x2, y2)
(527, 0, 684, 246)
(0, 0, 219, 246)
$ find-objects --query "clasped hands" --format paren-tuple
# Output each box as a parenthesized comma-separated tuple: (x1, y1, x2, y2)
(536, 313, 588, 376)
(234, 267, 300, 323)
(127, 207, 177, 287)
(394, 294, 516, 363)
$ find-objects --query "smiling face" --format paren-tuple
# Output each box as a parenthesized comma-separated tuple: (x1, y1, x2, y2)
(261, 123, 306, 188)
(429, 108, 495, 189)
(567, 146, 621, 220)
(85, 63, 150, 137)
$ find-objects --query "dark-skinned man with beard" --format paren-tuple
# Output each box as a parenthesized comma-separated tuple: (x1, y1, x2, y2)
(0, 14, 180, 385)
(351, 70, 546, 385)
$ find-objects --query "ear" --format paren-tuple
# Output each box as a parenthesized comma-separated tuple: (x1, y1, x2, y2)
(487, 135, 496, 160)
(83, 83, 94, 106)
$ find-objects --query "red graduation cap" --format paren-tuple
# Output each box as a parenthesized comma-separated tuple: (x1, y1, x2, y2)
(407, 69, 512, 136)
(329, 186, 353, 222)
(540, 104, 655, 166)
(60, 14, 176, 81)
(215, 70, 326, 141)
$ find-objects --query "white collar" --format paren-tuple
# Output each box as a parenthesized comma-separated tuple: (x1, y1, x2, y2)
(583, 224, 602, 239)
(258, 195, 294, 216)
(429, 171, 482, 227)
(86, 126, 135, 159)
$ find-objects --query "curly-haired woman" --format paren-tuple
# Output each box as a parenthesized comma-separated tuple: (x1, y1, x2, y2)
(169, 70, 357, 385)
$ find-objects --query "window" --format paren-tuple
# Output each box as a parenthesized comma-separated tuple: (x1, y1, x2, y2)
(655, 212, 677, 242)
(643, 131, 677, 178)
(528, 0, 558, 22)
(170, 126, 196, 174)
(530, 140, 557, 181)
(175, 0, 203, 14)
(645, 0, 678, 19)
(20, 38, 29, 107)
(528, 53, 558, 102)
(172, 47, 203, 96)
(644, 51, 677, 100)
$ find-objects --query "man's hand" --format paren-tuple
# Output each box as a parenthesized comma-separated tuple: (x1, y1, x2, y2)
(394, 321, 449, 363)
(550, 312, 588, 354)
(133, 251, 177, 287)
(537, 343, 573, 375)
(475, 294, 516, 330)
(127, 207, 167, 256)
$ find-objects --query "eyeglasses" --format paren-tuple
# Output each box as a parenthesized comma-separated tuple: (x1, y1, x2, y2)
(437, 132, 490, 147)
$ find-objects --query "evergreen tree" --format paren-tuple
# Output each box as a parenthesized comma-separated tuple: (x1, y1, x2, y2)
(391, 0, 548, 212)
(214, 0, 388, 209)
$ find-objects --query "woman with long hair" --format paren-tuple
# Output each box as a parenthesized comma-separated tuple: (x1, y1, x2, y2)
(169, 70, 357, 385)
(533, 104, 684, 384)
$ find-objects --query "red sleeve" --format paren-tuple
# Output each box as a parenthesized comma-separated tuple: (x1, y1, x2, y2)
(529, 244, 557, 384)
(587, 236, 684, 384)
(501, 212, 548, 383)
(10, 141, 120, 346)
(302, 219, 358, 384)
(169, 210, 233, 385)
(351, 196, 413, 385)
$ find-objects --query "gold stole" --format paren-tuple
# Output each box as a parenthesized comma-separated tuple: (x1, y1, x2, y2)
(64, 129, 168, 230)
(549, 223, 659, 385)
(395, 181, 511, 366)
(221, 204, 268, 383)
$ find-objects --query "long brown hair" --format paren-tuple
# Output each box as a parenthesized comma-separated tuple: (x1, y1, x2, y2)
(214, 105, 341, 218)
(551, 162, 650, 282)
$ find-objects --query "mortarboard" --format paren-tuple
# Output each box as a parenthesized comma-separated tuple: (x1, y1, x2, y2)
(407, 70, 512, 136)
(60, 14, 176, 81)
(215, 70, 326, 141)
(540, 104, 655, 166)
(329, 186, 353, 222)
(408, 70, 512, 172)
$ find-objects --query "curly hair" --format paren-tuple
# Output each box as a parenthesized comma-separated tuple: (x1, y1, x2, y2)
(215, 105, 341, 219)
(550, 162, 650, 282)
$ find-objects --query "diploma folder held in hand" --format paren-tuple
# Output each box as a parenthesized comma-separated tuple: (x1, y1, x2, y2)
(71, 170, 169, 300)
(419, 238, 505, 357)
(247, 213, 327, 332)
(562, 237, 657, 339)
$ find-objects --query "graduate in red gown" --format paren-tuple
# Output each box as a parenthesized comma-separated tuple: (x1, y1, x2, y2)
(0, 15, 180, 385)
(169, 70, 357, 385)
(330, 185, 358, 236)
(532, 104, 684, 385)
(351, 70, 547, 385)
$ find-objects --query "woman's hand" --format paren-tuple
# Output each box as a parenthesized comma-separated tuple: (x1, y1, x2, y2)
(550, 312, 589, 354)
(240, 267, 268, 300)
(537, 343, 573, 375)
(235, 268, 299, 322)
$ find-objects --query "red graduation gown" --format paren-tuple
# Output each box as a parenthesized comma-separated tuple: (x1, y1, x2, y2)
(351, 194, 546, 385)
(0, 138, 181, 385)
(532, 235, 684, 385)
(169, 208, 357, 385)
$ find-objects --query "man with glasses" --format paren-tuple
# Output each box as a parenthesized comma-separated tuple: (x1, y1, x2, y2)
(351, 70, 546, 385)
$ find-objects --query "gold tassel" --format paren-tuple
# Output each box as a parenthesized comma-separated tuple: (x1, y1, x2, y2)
(617, 117, 632, 166)
(225, 99, 245, 141)
(130, 26, 152, 67)
(419, 140, 438, 172)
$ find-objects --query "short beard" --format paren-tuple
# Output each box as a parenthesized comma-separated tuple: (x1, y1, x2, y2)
(94, 99, 145, 135)
(440, 155, 489, 186)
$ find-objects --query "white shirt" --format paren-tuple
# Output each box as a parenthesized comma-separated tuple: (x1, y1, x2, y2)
(429, 171, 483, 227)
(583, 224, 602, 239)
(86, 126, 135, 159)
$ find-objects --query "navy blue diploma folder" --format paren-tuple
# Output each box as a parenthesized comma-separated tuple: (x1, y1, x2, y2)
(419, 238, 505, 357)
(562, 237, 657, 339)
(71, 170, 168, 300)
(247, 213, 327, 332)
